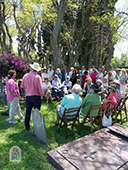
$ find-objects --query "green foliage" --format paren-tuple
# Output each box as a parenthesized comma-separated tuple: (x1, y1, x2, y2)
(110, 56, 120, 67)
(120, 53, 128, 67)
(0, 99, 128, 169)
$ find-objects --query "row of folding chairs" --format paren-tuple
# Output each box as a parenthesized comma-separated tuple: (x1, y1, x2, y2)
(57, 95, 128, 138)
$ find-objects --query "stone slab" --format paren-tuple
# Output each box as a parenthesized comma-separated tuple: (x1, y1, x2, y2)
(32, 108, 48, 145)
(47, 125, 128, 170)
(108, 123, 128, 138)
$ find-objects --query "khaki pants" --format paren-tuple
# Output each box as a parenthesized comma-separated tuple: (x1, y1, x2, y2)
(9, 97, 23, 120)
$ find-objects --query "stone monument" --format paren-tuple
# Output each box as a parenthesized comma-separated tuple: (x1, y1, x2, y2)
(32, 108, 48, 145)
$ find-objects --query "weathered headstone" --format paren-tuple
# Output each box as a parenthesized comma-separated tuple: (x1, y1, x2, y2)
(0, 79, 6, 104)
(32, 108, 48, 145)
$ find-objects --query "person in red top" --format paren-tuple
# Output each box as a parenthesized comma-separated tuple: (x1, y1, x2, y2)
(81, 70, 88, 89)
(104, 84, 117, 110)
(21, 62, 44, 131)
(90, 68, 98, 83)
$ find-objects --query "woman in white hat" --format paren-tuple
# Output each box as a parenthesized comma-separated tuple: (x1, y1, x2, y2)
(104, 84, 117, 110)
(119, 68, 127, 97)
(42, 77, 52, 104)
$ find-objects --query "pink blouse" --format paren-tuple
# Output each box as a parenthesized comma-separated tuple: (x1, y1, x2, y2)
(104, 92, 117, 110)
(6, 78, 20, 102)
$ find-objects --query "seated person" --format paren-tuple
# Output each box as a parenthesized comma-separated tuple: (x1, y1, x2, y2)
(102, 76, 108, 88)
(112, 79, 121, 101)
(82, 77, 92, 97)
(104, 84, 117, 111)
(42, 77, 52, 104)
(96, 68, 103, 81)
(96, 79, 106, 100)
(54, 84, 82, 125)
(81, 84, 101, 117)
(61, 75, 72, 95)
(52, 75, 62, 101)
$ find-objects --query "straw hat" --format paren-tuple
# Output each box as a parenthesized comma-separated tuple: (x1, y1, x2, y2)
(113, 79, 120, 85)
(108, 84, 116, 92)
(42, 77, 50, 81)
(29, 62, 41, 72)
(96, 79, 102, 84)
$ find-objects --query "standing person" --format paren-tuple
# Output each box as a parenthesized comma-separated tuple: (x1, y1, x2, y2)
(119, 68, 127, 98)
(81, 70, 88, 89)
(79, 66, 86, 86)
(61, 65, 67, 82)
(48, 64, 54, 82)
(69, 67, 74, 79)
(111, 67, 117, 79)
(90, 68, 98, 83)
(71, 69, 78, 86)
(96, 68, 103, 81)
(6, 70, 24, 123)
(21, 62, 44, 131)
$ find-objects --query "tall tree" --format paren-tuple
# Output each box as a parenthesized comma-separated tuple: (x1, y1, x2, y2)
(50, 0, 67, 70)
(0, 1, 12, 54)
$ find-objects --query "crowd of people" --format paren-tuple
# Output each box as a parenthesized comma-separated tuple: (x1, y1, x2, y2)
(6, 62, 128, 131)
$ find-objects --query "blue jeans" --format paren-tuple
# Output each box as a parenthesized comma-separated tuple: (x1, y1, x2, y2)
(52, 88, 61, 101)
(25, 96, 41, 130)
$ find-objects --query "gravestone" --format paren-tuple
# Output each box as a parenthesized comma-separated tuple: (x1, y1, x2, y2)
(0, 79, 6, 104)
(47, 124, 128, 170)
(32, 108, 48, 145)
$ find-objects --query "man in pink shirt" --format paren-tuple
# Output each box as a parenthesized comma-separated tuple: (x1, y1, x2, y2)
(21, 62, 44, 131)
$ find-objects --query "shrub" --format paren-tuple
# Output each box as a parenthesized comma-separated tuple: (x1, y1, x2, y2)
(0, 54, 29, 79)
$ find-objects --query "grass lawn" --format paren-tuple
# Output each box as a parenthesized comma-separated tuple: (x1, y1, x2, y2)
(0, 100, 128, 170)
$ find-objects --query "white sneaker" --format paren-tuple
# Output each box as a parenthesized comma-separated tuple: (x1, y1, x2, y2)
(20, 118, 24, 122)
(20, 116, 24, 122)
(9, 120, 18, 124)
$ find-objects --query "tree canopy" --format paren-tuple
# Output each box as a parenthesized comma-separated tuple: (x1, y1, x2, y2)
(0, 0, 127, 70)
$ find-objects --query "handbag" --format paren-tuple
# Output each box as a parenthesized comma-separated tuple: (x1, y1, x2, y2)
(102, 109, 112, 127)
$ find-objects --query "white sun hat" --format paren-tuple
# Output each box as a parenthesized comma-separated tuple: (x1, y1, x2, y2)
(29, 62, 41, 71)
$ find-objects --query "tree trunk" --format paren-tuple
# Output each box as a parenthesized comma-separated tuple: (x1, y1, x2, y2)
(50, 0, 67, 70)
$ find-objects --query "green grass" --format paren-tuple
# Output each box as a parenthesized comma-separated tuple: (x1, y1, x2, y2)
(0, 100, 128, 170)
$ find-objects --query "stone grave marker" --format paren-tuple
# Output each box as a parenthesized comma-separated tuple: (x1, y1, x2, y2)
(32, 108, 48, 145)
(47, 124, 128, 170)
(0, 79, 6, 104)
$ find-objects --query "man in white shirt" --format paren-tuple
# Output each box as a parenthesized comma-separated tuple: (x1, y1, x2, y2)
(48, 64, 54, 82)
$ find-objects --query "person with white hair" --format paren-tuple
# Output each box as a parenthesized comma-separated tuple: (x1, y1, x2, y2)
(119, 68, 127, 97)
(21, 62, 44, 131)
(82, 77, 92, 97)
(69, 67, 74, 79)
(54, 84, 82, 125)
(61, 75, 72, 95)
(55, 68, 62, 81)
